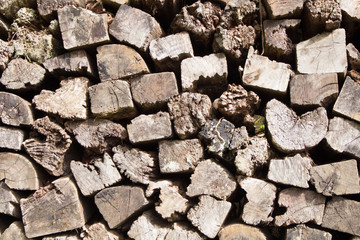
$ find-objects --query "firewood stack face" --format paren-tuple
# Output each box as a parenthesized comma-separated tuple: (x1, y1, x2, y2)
(1, 0, 360, 239)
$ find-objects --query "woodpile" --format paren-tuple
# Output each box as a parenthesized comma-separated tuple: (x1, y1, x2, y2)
(0, 0, 360, 239)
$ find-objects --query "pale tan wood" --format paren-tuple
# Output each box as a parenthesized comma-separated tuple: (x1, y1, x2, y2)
(0, 221, 29, 240)
(0, 182, 21, 218)
(218, 224, 267, 240)
(81, 221, 124, 240)
(0, 126, 24, 151)
(263, 0, 305, 19)
(0, 92, 33, 127)
(165, 222, 205, 240)
(286, 224, 332, 240)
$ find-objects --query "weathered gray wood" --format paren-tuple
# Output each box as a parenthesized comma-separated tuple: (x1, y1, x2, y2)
(168, 92, 214, 139)
(322, 196, 360, 236)
(347, 43, 360, 71)
(149, 32, 193, 72)
(158, 139, 204, 174)
(187, 159, 237, 200)
(267, 154, 312, 188)
(112, 145, 157, 185)
(265, 99, 328, 153)
(238, 177, 276, 225)
(96, 44, 149, 81)
(165, 222, 205, 240)
(218, 224, 267, 240)
(325, 116, 360, 159)
(0, 92, 33, 127)
(95, 186, 150, 229)
(81, 221, 123, 240)
(0, 152, 41, 190)
(58, 5, 110, 50)
(263, 0, 305, 19)
(187, 195, 231, 239)
(23, 116, 72, 176)
(109, 5, 164, 52)
(0, 40, 13, 71)
(42, 232, 80, 240)
(286, 224, 332, 240)
(0, 221, 29, 240)
(0, 0, 35, 20)
(290, 73, 338, 108)
(37, 0, 85, 19)
(127, 112, 172, 145)
(310, 159, 360, 196)
(275, 188, 326, 226)
(296, 28, 347, 77)
(20, 177, 90, 238)
(0, 182, 21, 218)
(0, 126, 24, 151)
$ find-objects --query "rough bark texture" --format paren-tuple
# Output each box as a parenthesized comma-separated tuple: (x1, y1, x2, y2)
(218, 224, 267, 240)
(0, 40, 13, 71)
(37, 0, 84, 19)
(0, 91, 33, 127)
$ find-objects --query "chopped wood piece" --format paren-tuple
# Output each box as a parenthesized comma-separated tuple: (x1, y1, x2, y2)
(128, 210, 171, 240)
(286, 224, 332, 240)
(168, 92, 214, 139)
(66, 119, 127, 154)
(238, 177, 276, 225)
(187, 195, 231, 239)
(0, 221, 28, 240)
(290, 73, 339, 109)
(218, 223, 267, 240)
(265, 99, 328, 153)
(20, 177, 90, 238)
(158, 139, 204, 174)
(310, 159, 360, 196)
(267, 154, 312, 188)
(23, 116, 72, 176)
(112, 145, 157, 185)
(0, 0, 35, 20)
(127, 112, 172, 145)
(181, 53, 228, 98)
(322, 196, 360, 236)
(0, 182, 20, 218)
(199, 119, 248, 160)
(131, 72, 179, 112)
(296, 28, 347, 77)
(0, 40, 13, 71)
(263, 0, 305, 19)
(33, 77, 88, 120)
(96, 44, 149, 81)
(333, 77, 360, 123)
(187, 159, 237, 200)
(109, 5, 164, 52)
(43, 50, 95, 78)
(149, 32, 194, 72)
(325, 117, 360, 159)
(234, 136, 274, 176)
(37, 0, 85, 19)
(71, 153, 122, 196)
(0, 126, 24, 151)
(95, 186, 150, 229)
(242, 48, 292, 95)
(165, 222, 205, 240)
(43, 232, 80, 240)
(275, 188, 326, 226)
(0, 58, 46, 91)
(0, 92, 33, 127)
(81, 221, 123, 240)
(347, 43, 360, 71)
(0, 152, 41, 190)
(146, 180, 189, 221)
(58, 5, 110, 50)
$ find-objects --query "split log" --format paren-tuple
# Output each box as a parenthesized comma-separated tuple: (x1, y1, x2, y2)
(347, 43, 360, 71)
(274, 188, 326, 226)
(263, 0, 305, 19)
(0, 182, 21, 218)
(286, 224, 332, 240)
(88, 80, 137, 120)
(149, 32, 194, 72)
(81, 221, 123, 240)
(187, 195, 231, 239)
(146, 180, 189, 221)
(218, 224, 267, 240)
(0, 92, 33, 127)
(0, 126, 24, 151)
(95, 186, 150, 229)
(0, 40, 13, 71)
(109, 5, 164, 52)
(333, 77, 360, 123)
(20, 177, 90, 238)
(322, 196, 360, 236)
(186, 159, 237, 200)
(0, 0, 35, 20)
(165, 222, 205, 240)
(0, 221, 28, 240)
(127, 112, 173, 145)
(181, 53, 228, 98)
(112, 145, 157, 185)
(70, 153, 122, 196)
(33, 77, 88, 120)
(325, 117, 360, 159)
(37, 0, 85, 19)
(310, 159, 360, 196)
(238, 177, 276, 225)
(296, 28, 347, 77)
(23, 116, 72, 176)
(43, 232, 80, 240)
(96, 44, 149, 81)
(0, 152, 41, 190)
(158, 139, 204, 174)
(265, 99, 328, 153)
(267, 154, 312, 188)
(57, 5, 110, 50)
(0, 58, 46, 91)
(168, 92, 214, 139)
(290, 73, 338, 109)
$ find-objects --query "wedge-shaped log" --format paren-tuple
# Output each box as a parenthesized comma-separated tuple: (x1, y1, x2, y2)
(0, 182, 21, 218)
(0, 92, 33, 126)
